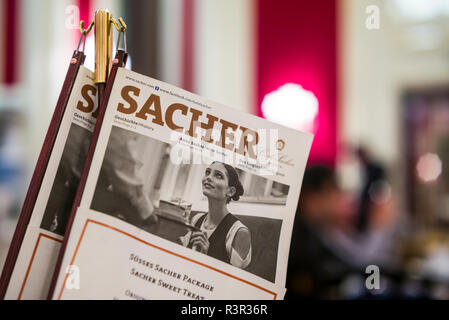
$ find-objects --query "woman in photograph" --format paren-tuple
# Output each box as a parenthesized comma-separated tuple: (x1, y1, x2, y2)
(181, 161, 252, 269)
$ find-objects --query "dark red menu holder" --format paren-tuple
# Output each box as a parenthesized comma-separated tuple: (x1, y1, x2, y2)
(46, 50, 128, 300)
(0, 51, 86, 299)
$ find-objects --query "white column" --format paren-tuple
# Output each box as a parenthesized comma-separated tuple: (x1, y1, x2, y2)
(158, 0, 183, 87)
(194, 0, 255, 114)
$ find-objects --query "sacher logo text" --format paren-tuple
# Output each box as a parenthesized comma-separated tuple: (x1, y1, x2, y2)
(115, 84, 296, 176)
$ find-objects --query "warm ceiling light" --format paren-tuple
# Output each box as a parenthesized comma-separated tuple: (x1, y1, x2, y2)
(416, 153, 442, 183)
(389, 0, 449, 22)
(261, 83, 318, 132)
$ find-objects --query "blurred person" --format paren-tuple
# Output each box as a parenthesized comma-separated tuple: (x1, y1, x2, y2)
(355, 146, 387, 232)
(324, 186, 400, 270)
(286, 165, 352, 299)
(325, 146, 400, 270)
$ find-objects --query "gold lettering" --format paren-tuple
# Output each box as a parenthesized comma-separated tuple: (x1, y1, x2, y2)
(236, 126, 258, 160)
(216, 119, 238, 151)
(76, 84, 97, 114)
(187, 108, 219, 143)
(117, 85, 140, 114)
(165, 103, 188, 131)
(135, 94, 165, 126)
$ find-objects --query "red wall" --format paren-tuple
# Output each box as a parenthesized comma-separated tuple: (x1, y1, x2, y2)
(256, 0, 337, 166)
(3, 0, 19, 84)
(78, 0, 92, 24)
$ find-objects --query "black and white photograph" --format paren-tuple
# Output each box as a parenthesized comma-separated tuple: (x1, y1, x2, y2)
(91, 125, 290, 282)
(40, 123, 92, 236)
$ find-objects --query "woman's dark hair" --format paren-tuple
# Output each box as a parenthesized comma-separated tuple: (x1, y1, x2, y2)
(212, 161, 244, 203)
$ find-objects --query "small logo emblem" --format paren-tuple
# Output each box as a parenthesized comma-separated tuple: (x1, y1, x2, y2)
(276, 139, 285, 151)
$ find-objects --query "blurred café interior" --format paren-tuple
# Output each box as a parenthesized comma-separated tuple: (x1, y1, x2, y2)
(1, 0, 449, 299)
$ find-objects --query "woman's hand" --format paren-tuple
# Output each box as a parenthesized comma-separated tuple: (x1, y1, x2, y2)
(189, 231, 209, 254)
(178, 231, 191, 247)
